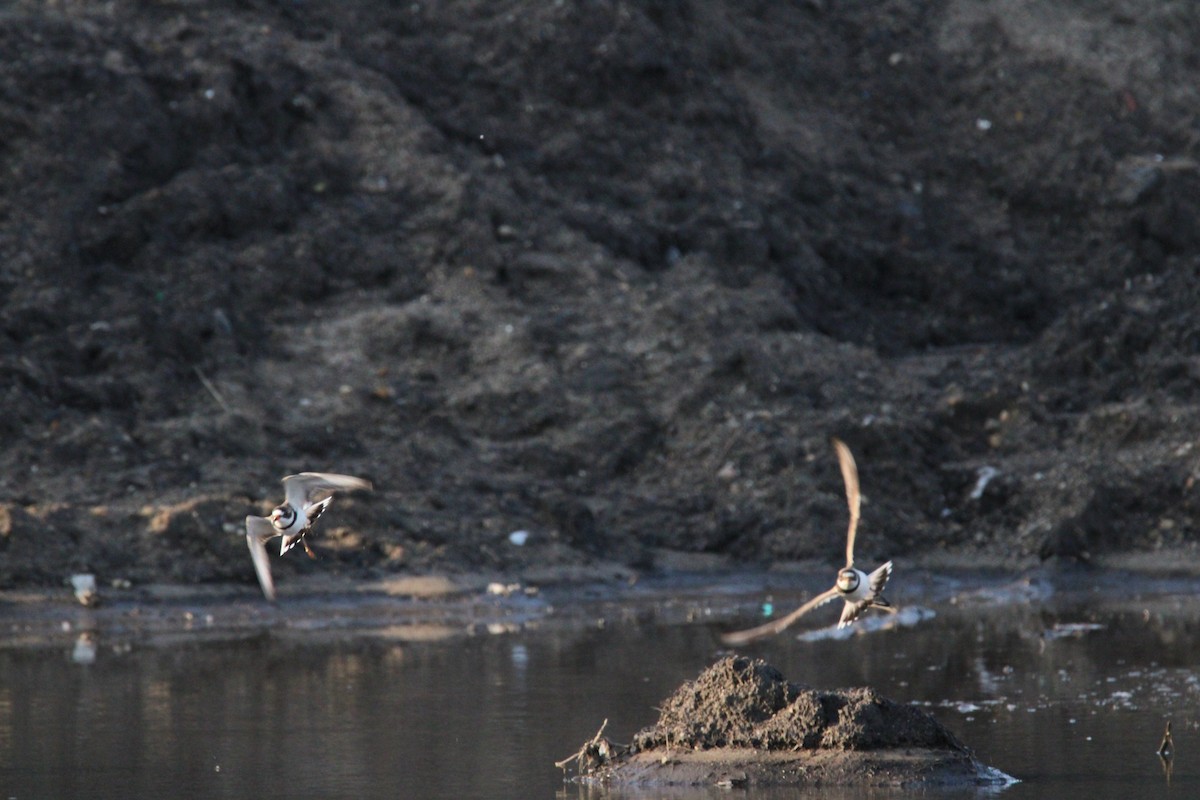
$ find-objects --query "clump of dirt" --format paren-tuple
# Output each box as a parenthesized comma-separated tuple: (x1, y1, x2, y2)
(571, 657, 1003, 787)
(633, 656, 961, 752)
(638, 657, 803, 749)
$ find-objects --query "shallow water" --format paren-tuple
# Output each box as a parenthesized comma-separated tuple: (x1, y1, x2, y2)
(2, 570, 1198, 798)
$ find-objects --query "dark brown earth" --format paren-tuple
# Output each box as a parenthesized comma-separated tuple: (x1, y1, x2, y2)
(566, 656, 1008, 787)
(2, 1, 1200, 593)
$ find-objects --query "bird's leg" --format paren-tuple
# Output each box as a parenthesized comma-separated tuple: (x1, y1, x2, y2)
(302, 538, 318, 559)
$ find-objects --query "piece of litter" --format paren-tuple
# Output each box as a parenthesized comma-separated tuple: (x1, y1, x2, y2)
(70, 574, 99, 607)
(1044, 622, 1105, 640)
(508, 530, 529, 546)
(970, 466, 999, 500)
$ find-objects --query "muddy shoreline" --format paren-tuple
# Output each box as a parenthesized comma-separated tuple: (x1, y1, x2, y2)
(8, 556, 1200, 653)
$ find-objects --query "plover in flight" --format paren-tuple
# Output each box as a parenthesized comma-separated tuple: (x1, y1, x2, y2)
(245, 472, 373, 601)
(721, 438, 894, 645)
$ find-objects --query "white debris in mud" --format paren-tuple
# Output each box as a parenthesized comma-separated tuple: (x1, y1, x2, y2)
(796, 606, 936, 641)
(70, 574, 99, 607)
(977, 765, 1020, 788)
(1104, 690, 1135, 709)
(483, 581, 540, 599)
(932, 698, 1007, 714)
(969, 466, 999, 500)
(1043, 622, 1105, 640)
(507, 530, 530, 546)
(951, 578, 1052, 606)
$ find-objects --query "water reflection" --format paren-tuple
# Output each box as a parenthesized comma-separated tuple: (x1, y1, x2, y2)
(1, 573, 1200, 798)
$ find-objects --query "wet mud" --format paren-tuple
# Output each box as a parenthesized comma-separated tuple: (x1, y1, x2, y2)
(1, 2, 1199, 596)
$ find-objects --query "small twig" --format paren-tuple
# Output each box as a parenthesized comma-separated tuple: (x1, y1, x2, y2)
(193, 366, 231, 413)
(555, 719, 610, 770)
(1158, 720, 1174, 758)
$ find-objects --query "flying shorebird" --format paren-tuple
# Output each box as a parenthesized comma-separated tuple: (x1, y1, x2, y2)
(245, 472, 373, 601)
(721, 438, 894, 645)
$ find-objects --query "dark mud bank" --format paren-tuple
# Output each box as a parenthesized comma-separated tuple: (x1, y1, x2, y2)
(2, 1, 1200, 594)
(568, 656, 1013, 788)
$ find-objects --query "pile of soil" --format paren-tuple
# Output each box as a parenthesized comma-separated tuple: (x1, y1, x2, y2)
(569, 656, 1007, 787)
(2, 1, 1200, 592)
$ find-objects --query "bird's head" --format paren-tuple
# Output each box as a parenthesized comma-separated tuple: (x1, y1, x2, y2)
(836, 569, 860, 593)
(270, 505, 296, 530)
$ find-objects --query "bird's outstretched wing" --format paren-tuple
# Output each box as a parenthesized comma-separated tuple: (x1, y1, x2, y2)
(720, 586, 840, 646)
(246, 515, 278, 601)
(282, 472, 373, 510)
(832, 438, 861, 569)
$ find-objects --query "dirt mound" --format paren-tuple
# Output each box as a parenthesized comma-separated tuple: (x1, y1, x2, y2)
(569, 656, 1006, 787)
(637, 656, 960, 751)
(2, 1, 1200, 592)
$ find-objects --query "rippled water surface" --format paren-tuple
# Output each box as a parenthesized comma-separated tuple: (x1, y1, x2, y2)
(3, 570, 1199, 798)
